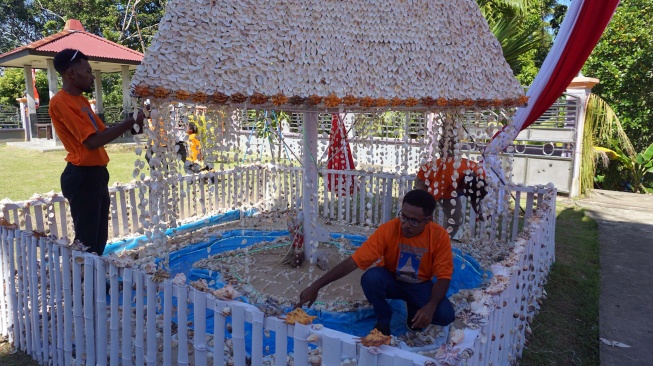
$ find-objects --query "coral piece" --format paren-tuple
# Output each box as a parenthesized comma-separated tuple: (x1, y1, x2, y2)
(250, 92, 269, 105)
(270, 93, 289, 106)
(191, 92, 208, 103)
(191, 278, 210, 292)
(462, 98, 475, 107)
(306, 94, 323, 106)
(358, 96, 375, 108)
(373, 97, 389, 107)
(357, 328, 392, 347)
(175, 90, 191, 101)
(133, 84, 151, 97)
(283, 308, 317, 325)
(435, 344, 462, 366)
(389, 97, 404, 107)
(404, 97, 419, 107)
(211, 284, 241, 300)
(421, 96, 437, 107)
(342, 95, 359, 106)
(288, 95, 307, 105)
(323, 93, 342, 108)
(153, 86, 170, 99)
(152, 269, 171, 283)
(210, 92, 229, 104)
(230, 92, 247, 104)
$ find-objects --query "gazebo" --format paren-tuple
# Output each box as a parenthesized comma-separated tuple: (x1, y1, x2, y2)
(0, 19, 143, 142)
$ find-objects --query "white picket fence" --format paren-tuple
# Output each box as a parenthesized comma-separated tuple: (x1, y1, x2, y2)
(0, 165, 556, 365)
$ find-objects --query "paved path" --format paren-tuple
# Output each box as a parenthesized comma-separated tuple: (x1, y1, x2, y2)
(569, 190, 653, 366)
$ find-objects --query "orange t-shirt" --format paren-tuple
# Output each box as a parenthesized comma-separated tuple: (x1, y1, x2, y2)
(352, 218, 453, 283)
(49, 90, 109, 166)
(416, 158, 485, 200)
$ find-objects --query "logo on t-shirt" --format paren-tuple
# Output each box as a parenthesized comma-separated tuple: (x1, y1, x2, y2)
(396, 243, 427, 283)
(81, 106, 99, 132)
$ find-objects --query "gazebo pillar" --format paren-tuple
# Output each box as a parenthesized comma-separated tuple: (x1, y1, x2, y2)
(121, 65, 132, 119)
(567, 76, 599, 197)
(94, 70, 105, 122)
(46, 59, 61, 144)
(302, 111, 329, 261)
(23, 65, 36, 140)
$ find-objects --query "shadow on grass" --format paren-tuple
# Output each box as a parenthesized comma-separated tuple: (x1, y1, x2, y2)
(0, 339, 39, 366)
(520, 205, 600, 365)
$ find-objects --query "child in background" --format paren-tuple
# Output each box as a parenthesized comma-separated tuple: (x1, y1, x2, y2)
(186, 123, 202, 174)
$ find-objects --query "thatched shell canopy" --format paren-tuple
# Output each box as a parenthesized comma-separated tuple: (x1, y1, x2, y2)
(132, 0, 526, 111)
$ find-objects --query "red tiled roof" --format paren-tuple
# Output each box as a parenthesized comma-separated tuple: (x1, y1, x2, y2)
(0, 19, 142, 63)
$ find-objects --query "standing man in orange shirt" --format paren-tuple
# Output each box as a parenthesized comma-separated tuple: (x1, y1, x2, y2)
(49, 49, 145, 255)
(295, 190, 455, 336)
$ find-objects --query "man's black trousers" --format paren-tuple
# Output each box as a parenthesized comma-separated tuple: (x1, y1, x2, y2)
(60, 163, 110, 255)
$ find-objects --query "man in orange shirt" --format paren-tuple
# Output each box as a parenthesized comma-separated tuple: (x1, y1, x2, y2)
(296, 190, 455, 335)
(49, 49, 145, 255)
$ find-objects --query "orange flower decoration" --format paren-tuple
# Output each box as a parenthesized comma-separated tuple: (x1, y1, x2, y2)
(271, 93, 289, 106)
(134, 84, 151, 97)
(477, 99, 491, 108)
(306, 94, 323, 107)
(230, 92, 247, 104)
(462, 98, 475, 107)
(175, 90, 191, 101)
(288, 95, 306, 105)
(389, 97, 404, 107)
(342, 95, 359, 106)
(153, 86, 170, 99)
(491, 98, 503, 107)
(436, 98, 448, 107)
(323, 93, 342, 108)
(421, 97, 437, 107)
(449, 98, 463, 107)
(191, 92, 208, 103)
(250, 93, 269, 105)
(211, 92, 229, 104)
(518, 95, 529, 105)
(404, 97, 419, 107)
(373, 98, 389, 107)
(502, 98, 516, 107)
(359, 96, 375, 108)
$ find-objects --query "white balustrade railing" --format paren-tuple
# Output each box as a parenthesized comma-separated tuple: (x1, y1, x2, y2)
(0, 165, 557, 365)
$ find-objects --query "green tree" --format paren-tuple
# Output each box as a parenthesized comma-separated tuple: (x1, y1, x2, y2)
(477, 0, 562, 86)
(583, 0, 653, 152)
(36, 0, 167, 52)
(0, 68, 50, 107)
(0, 0, 43, 53)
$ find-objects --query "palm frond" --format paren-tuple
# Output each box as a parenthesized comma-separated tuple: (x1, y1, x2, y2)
(491, 17, 542, 69)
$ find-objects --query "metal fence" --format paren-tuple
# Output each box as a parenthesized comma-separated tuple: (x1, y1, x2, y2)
(0, 105, 21, 129)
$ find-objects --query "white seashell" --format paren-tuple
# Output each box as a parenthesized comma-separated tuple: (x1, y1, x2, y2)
(221, 307, 232, 317)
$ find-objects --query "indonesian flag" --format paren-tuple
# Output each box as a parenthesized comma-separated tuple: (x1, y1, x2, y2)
(326, 113, 356, 195)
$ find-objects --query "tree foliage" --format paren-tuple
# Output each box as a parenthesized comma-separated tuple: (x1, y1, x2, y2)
(583, 0, 653, 152)
(0, 68, 51, 107)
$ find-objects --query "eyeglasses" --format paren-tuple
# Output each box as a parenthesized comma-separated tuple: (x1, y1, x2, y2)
(70, 50, 79, 62)
(397, 210, 430, 227)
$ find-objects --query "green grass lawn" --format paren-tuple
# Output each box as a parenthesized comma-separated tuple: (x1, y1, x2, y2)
(520, 204, 600, 365)
(0, 143, 146, 201)
(0, 146, 600, 365)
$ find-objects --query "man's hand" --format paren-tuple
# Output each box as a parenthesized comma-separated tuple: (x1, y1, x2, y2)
(410, 302, 437, 329)
(296, 284, 320, 309)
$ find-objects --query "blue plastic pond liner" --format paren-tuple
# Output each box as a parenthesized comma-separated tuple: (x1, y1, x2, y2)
(103, 209, 257, 255)
(106, 216, 491, 355)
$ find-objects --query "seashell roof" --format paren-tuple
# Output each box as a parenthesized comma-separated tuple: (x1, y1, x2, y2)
(132, 0, 526, 111)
